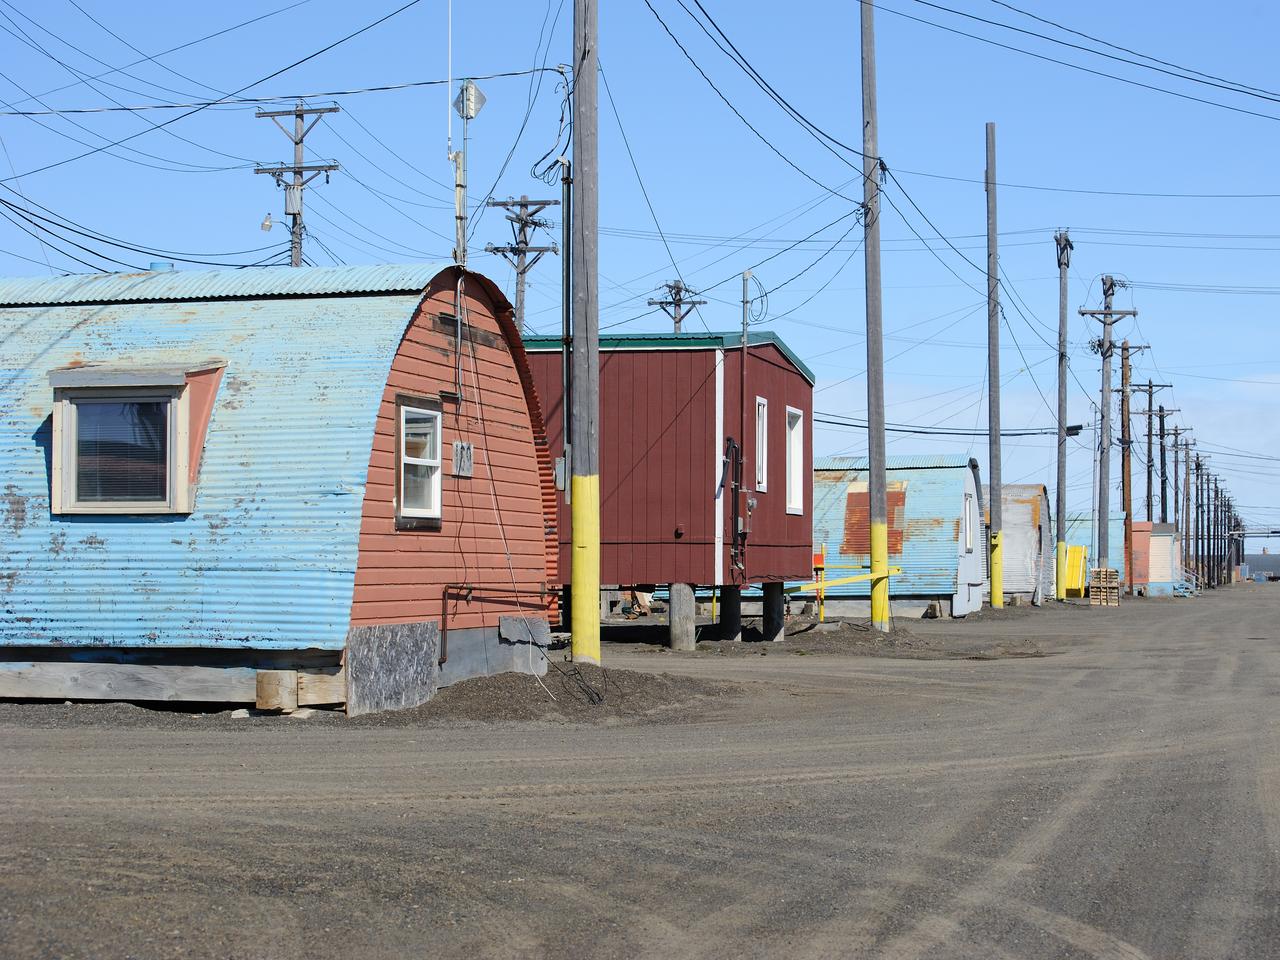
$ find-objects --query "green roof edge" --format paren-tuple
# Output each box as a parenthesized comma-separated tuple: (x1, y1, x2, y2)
(520, 330, 816, 385)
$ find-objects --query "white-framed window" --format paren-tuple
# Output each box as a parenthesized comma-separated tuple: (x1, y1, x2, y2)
(963, 493, 975, 553)
(754, 396, 768, 492)
(785, 406, 804, 515)
(52, 385, 191, 515)
(398, 401, 443, 524)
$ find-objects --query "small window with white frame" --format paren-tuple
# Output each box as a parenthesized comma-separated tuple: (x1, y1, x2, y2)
(754, 396, 768, 492)
(397, 398, 443, 527)
(963, 493, 974, 553)
(51, 370, 194, 515)
(785, 406, 804, 515)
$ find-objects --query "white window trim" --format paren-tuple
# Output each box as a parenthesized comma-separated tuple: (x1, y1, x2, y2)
(963, 492, 975, 553)
(52, 385, 190, 515)
(399, 404, 443, 520)
(754, 396, 768, 492)
(785, 406, 804, 516)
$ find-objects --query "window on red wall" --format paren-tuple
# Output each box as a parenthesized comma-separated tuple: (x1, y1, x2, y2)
(396, 394, 443, 530)
(755, 396, 768, 492)
(785, 406, 804, 515)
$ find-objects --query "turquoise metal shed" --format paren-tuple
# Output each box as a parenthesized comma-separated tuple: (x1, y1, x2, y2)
(1063, 512, 1128, 582)
(808, 455, 986, 616)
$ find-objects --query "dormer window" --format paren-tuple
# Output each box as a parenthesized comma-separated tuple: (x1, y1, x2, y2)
(49, 364, 223, 515)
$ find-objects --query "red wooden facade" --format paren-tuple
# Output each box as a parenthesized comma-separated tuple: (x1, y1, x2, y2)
(524, 333, 813, 588)
(352, 268, 557, 631)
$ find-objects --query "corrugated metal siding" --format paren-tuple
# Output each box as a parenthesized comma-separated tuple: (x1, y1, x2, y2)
(983, 484, 1051, 598)
(1063, 512, 1127, 581)
(0, 285, 427, 649)
(811, 462, 971, 598)
(0, 263, 449, 306)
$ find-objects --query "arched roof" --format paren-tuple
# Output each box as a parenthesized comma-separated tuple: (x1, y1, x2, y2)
(0, 263, 525, 650)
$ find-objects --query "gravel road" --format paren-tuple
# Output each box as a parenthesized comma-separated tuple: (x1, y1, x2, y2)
(3, 586, 1278, 959)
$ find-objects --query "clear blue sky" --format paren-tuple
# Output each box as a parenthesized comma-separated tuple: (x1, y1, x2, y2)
(1, 1, 1277, 548)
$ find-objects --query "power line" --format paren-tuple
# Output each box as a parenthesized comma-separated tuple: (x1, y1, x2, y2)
(988, 0, 1280, 101)
(14, 0, 313, 108)
(876, 0, 1280, 123)
(639, 0, 859, 203)
(908, 0, 1280, 107)
(0, 69, 564, 116)
(598, 63, 707, 331)
(1, 0, 429, 182)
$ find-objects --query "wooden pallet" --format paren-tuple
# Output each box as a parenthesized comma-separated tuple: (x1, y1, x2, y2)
(1089, 567, 1121, 607)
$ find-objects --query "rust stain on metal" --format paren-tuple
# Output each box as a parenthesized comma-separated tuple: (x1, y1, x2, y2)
(842, 485, 907, 556)
(2, 484, 27, 535)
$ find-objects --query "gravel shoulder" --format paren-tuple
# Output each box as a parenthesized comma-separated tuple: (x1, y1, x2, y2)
(0, 663, 740, 730)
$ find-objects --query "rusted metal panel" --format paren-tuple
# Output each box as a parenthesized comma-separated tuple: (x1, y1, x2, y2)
(525, 334, 813, 586)
(810, 456, 983, 605)
(0, 264, 460, 650)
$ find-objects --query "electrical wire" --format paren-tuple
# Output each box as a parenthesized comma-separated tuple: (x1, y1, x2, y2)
(1, 0, 430, 182)
(599, 62, 709, 332)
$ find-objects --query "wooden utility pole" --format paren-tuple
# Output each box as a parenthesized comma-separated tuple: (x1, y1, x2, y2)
(1132, 380, 1170, 521)
(1054, 230, 1072, 600)
(254, 102, 340, 267)
(485, 195, 559, 332)
(1187, 458, 1198, 586)
(1080, 278, 1135, 572)
(1182, 437, 1193, 575)
(1120, 341, 1134, 594)
(1157, 406, 1177, 524)
(648, 280, 707, 333)
(986, 122, 1003, 609)
(862, 0, 890, 632)
(569, 0, 601, 665)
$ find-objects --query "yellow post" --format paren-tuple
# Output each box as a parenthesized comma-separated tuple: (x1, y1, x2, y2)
(990, 529, 1004, 608)
(1055, 539, 1067, 601)
(570, 475, 601, 665)
(870, 521, 890, 629)
(814, 546, 826, 623)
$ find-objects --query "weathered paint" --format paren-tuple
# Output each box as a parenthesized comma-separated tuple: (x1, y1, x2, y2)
(524, 333, 813, 587)
(982, 484, 1053, 602)
(1063, 512, 1127, 582)
(808, 455, 985, 615)
(0, 262, 552, 650)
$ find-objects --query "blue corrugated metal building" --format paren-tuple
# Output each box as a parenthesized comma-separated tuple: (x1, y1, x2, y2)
(1063, 512, 1127, 582)
(0, 264, 449, 651)
(808, 455, 986, 616)
(0, 262, 557, 712)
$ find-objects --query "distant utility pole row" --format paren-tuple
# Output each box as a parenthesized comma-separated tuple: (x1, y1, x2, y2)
(648, 280, 706, 333)
(484, 195, 559, 332)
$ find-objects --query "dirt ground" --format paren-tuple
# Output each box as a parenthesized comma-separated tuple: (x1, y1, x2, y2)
(0, 664, 738, 731)
(3, 585, 1279, 959)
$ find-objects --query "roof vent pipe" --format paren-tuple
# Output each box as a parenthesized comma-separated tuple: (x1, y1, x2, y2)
(149, 261, 175, 272)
